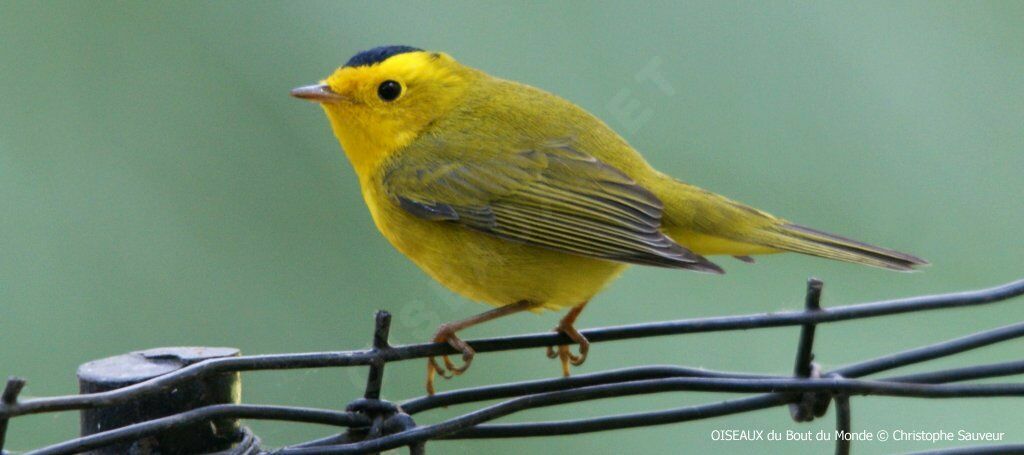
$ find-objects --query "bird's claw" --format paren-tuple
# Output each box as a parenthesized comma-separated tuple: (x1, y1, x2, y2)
(426, 326, 475, 395)
(545, 344, 559, 359)
(545, 344, 586, 364)
(547, 322, 590, 377)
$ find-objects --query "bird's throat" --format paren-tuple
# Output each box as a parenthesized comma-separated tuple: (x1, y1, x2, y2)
(323, 108, 412, 179)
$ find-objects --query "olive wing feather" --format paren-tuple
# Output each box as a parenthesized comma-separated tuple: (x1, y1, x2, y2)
(382, 139, 723, 272)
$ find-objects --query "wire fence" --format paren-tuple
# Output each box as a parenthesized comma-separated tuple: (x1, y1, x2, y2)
(2, 277, 1024, 454)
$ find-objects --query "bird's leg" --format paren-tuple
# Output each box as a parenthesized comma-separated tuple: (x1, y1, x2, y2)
(427, 299, 537, 395)
(545, 301, 590, 377)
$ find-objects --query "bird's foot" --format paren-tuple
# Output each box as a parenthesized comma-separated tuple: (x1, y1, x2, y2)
(426, 323, 475, 395)
(545, 320, 590, 377)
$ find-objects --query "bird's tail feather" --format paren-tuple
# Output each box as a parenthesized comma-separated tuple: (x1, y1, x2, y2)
(756, 223, 929, 271)
(656, 177, 927, 271)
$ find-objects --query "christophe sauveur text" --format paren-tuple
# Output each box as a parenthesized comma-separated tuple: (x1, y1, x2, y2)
(710, 429, 1006, 443)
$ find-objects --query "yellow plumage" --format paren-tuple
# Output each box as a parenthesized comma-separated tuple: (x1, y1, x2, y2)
(292, 46, 926, 392)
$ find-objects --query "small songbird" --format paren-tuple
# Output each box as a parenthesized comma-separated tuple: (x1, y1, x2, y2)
(292, 46, 927, 394)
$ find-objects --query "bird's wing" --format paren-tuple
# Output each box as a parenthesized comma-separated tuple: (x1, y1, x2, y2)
(382, 137, 723, 272)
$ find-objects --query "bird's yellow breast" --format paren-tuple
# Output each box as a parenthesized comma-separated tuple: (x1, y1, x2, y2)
(360, 174, 626, 311)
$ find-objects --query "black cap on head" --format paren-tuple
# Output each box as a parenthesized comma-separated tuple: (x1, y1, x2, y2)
(345, 45, 423, 68)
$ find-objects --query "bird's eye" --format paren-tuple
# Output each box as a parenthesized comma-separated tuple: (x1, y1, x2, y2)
(377, 80, 402, 101)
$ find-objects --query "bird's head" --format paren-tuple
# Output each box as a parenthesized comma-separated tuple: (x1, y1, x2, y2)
(292, 46, 472, 174)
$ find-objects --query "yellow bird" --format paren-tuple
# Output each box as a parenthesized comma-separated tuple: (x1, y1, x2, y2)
(292, 46, 926, 394)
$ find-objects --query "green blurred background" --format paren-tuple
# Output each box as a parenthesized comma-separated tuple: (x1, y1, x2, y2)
(2, 1, 1022, 453)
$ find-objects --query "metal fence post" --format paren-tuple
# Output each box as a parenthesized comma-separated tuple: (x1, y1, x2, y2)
(0, 377, 27, 455)
(789, 278, 828, 422)
(77, 347, 241, 454)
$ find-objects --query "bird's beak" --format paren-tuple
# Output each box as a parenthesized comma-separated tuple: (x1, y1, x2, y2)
(290, 84, 348, 103)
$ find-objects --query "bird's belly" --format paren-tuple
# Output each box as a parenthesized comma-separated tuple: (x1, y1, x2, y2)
(365, 191, 625, 310)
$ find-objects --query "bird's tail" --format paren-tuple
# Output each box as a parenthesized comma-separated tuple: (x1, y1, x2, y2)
(655, 176, 928, 271)
(752, 223, 928, 271)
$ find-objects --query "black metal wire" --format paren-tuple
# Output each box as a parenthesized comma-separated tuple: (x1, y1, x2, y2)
(277, 377, 1024, 454)
(790, 277, 824, 422)
(401, 365, 777, 414)
(416, 353, 1024, 440)
(220, 427, 261, 455)
(363, 311, 392, 401)
(886, 359, 1024, 384)
(27, 405, 370, 455)
(832, 320, 1024, 378)
(383, 319, 1024, 445)
(833, 393, 852, 455)
(2, 278, 1023, 455)
(4, 278, 1021, 421)
(438, 394, 793, 439)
